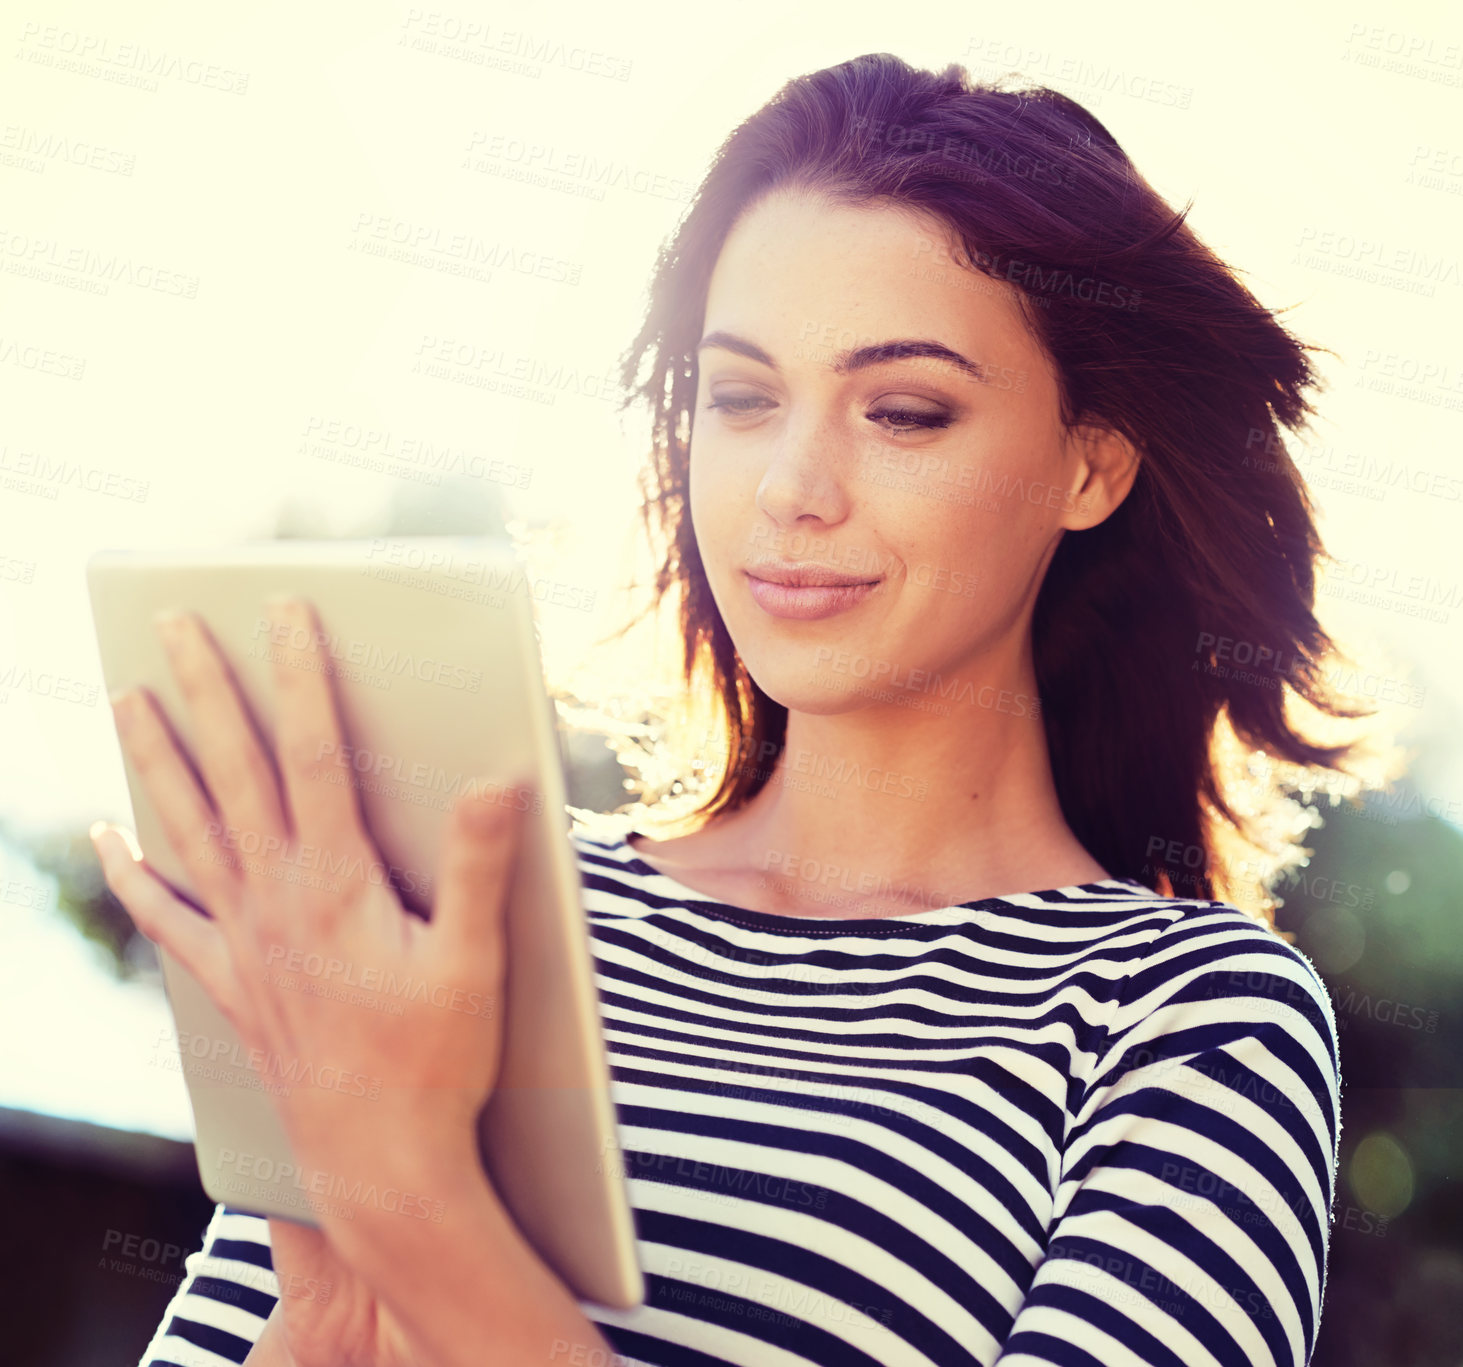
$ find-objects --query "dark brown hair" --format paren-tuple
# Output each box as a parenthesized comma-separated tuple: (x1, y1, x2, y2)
(609, 51, 1379, 921)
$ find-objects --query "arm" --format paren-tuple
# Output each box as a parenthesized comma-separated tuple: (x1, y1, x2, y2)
(102, 602, 620, 1367)
(995, 911, 1341, 1367)
(135, 1204, 279, 1367)
(244, 1311, 297, 1366)
(313, 1140, 623, 1367)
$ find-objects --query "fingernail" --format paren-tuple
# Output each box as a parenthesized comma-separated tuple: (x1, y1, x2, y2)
(109, 688, 134, 733)
(153, 609, 188, 649)
(265, 593, 305, 619)
(89, 819, 108, 843)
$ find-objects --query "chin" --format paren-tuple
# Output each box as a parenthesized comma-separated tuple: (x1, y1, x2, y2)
(733, 640, 895, 715)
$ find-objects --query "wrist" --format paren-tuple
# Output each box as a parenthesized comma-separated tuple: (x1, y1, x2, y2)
(324, 1154, 616, 1367)
(278, 1120, 490, 1264)
(303, 1138, 490, 1254)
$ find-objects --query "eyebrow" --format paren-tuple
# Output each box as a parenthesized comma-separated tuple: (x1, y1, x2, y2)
(696, 330, 992, 383)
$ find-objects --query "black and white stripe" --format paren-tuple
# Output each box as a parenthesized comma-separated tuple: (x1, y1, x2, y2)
(139, 823, 1341, 1367)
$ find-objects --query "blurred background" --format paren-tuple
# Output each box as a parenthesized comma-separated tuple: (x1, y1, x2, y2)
(1, 0, 1459, 1363)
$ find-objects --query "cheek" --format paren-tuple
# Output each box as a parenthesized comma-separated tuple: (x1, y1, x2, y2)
(890, 498, 1042, 617)
(687, 445, 712, 540)
(688, 434, 748, 532)
(687, 444, 734, 582)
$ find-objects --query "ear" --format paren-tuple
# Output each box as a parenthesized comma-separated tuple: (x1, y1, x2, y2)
(1058, 420, 1142, 532)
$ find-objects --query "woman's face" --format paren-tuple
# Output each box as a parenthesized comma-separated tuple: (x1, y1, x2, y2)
(689, 189, 1132, 715)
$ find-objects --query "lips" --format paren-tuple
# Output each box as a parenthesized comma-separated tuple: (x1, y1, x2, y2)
(743, 561, 880, 588)
(743, 565, 882, 621)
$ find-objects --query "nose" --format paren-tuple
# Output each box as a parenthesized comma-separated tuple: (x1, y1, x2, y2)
(753, 409, 856, 529)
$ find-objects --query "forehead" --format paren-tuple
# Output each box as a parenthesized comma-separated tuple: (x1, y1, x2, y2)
(703, 189, 1036, 364)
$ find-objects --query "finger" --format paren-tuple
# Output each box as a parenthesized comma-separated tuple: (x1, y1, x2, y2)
(265, 1216, 337, 1288)
(155, 609, 291, 861)
(431, 784, 527, 969)
(91, 822, 235, 1006)
(112, 686, 243, 915)
(262, 595, 371, 857)
(263, 1218, 355, 1325)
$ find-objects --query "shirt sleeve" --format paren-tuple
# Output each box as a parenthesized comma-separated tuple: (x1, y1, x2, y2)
(994, 907, 1342, 1367)
(137, 1203, 279, 1367)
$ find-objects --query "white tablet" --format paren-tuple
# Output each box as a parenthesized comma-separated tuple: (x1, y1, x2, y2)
(86, 535, 644, 1310)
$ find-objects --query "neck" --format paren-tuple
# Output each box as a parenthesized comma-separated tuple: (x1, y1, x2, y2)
(722, 644, 1107, 911)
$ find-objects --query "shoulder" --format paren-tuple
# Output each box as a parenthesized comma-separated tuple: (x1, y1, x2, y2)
(568, 816, 638, 869)
(1120, 896, 1338, 1038)
(566, 819, 659, 912)
(1093, 895, 1341, 1123)
(136, 1204, 276, 1366)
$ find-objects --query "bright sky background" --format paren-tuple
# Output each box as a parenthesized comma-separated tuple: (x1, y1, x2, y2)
(1, 0, 1460, 1134)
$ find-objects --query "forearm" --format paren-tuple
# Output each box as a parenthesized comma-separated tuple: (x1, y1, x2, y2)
(243, 1306, 298, 1366)
(326, 1146, 621, 1367)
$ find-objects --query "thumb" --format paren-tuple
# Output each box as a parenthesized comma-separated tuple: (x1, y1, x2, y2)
(266, 1216, 346, 1308)
(432, 780, 530, 966)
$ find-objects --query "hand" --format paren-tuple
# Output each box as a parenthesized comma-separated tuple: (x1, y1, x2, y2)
(92, 597, 531, 1362)
(244, 1224, 415, 1367)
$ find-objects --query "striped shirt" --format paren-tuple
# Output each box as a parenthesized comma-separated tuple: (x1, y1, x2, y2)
(139, 824, 1341, 1367)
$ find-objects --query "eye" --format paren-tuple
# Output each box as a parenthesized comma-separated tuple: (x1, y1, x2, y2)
(701, 393, 954, 432)
(704, 395, 773, 417)
(867, 405, 952, 434)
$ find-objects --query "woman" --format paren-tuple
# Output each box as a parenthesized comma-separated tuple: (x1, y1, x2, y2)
(104, 53, 1357, 1367)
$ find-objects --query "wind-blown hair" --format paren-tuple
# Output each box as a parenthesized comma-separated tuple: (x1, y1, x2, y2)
(609, 51, 1379, 921)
